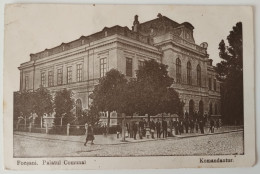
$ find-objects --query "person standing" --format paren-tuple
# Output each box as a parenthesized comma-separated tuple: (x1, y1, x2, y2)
(132, 122, 138, 140)
(173, 119, 178, 135)
(199, 117, 204, 134)
(194, 111, 198, 123)
(162, 118, 168, 138)
(143, 118, 147, 137)
(184, 118, 189, 133)
(216, 119, 220, 130)
(195, 119, 199, 133)
(150, 119, 156, 139)
(209, 118, 215, 133)
(178, 120, 182, 135)
(155, 119, 161, 138)
(84, 124, 95, 146)
(169, 118, 174, 137)
(139, 119, 144, 139)
(190, 119, 194, 133)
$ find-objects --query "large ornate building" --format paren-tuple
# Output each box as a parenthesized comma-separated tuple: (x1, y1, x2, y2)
(18, 14, 221, 117)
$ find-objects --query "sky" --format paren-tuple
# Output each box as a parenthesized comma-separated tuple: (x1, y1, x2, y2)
(4, 4, 246, 91)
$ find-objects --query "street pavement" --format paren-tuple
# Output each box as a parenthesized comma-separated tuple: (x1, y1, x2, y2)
(13, 126, 244, 157)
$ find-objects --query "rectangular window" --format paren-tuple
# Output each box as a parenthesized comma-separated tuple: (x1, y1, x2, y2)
(208, 78, 212, 90)
(41, 72, 46, 87)
(67, 66, 72, 84)
(76, 64, 83, 82)
(100, 58, 107, 77)
(138, 60, 145, 69)
(48, 71, 54, 87)
(126, 58, 133, 77)
(57, 68, 63, 85)
(25, 76, 29, 90)
(214, 79, 217, 91)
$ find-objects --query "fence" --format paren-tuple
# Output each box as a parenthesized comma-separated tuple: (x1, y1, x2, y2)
(14, 114, 243, 136)
(14, 122, 121, 136)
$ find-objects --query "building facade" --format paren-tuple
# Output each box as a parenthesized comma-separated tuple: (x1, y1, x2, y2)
(18, 14, 221, 117)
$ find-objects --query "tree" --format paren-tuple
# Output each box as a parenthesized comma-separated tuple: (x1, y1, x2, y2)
(216, 22, 243, 124)
(135, 59, 182, 118)
(89, 61, 183, 132)
(14, 87, 53, 124)
(54, 88, 74, 125)
(84, 106, 100, 126)
(33, 87, 53, 124)
(13, 90, 36, 121)
(90, 69, 128, 133)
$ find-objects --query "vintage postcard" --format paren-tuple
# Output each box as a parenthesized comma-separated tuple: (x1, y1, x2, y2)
(3, 4, 255, 170)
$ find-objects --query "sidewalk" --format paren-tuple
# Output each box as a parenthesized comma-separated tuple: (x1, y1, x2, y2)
(14, 125, 243, 145)
(174, 125, 244, 138)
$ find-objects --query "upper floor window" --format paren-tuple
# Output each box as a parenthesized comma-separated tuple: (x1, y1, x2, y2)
(214, 79, 217, 91)
(100, 58, 107, 77)
(41, 72, 46, 87)
(67, 66, 72, 84)
(197, 64, 201, 86)
(138, 60, 145, 69)
(25, 76, 29, 90)
(176, 58, 181, 83)
(126, 58, 133, 77)
(209, 78, 212, 90)
(77, 64, 83, 82)
(57, 68, 63, 85)
(48, 71, 54, 87)
(187, 61, 192, 85)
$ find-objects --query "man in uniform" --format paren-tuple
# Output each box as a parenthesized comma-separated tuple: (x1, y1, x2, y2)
(162, 118, 168, 138)
(155, 119, 161, 138)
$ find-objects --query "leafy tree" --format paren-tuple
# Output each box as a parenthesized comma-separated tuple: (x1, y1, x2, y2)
(160, 88, 184, 116)
(13, 87, 53, 125)
(54, 88, 74, 125)
(13, 90, 36, 121)
(216, 22, 243, 124)
(90, 69, 127, 133)
(84, 106, 100, 126)
(33, 87, 53, 124)
(89, 61, 183, 132)
(135, 59, 182, 118)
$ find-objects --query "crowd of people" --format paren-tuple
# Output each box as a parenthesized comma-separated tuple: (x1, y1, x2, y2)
(124, 111, 222, 140)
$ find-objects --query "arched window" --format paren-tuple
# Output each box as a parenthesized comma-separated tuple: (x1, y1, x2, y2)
(189, 99, 194, 116)
(209, 102, 213, 116)
(176, 58, 181, 83)
(197, 64, 201, 86)
(187, 61, 192, 85)
(76, 99, 82, 117)
(215, 103, 218, 115)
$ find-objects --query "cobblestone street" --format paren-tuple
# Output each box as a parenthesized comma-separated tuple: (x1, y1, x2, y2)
(14, 131, 243, 157)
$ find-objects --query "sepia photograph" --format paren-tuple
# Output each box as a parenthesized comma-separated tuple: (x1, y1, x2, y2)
(3, 4, 255, 169)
